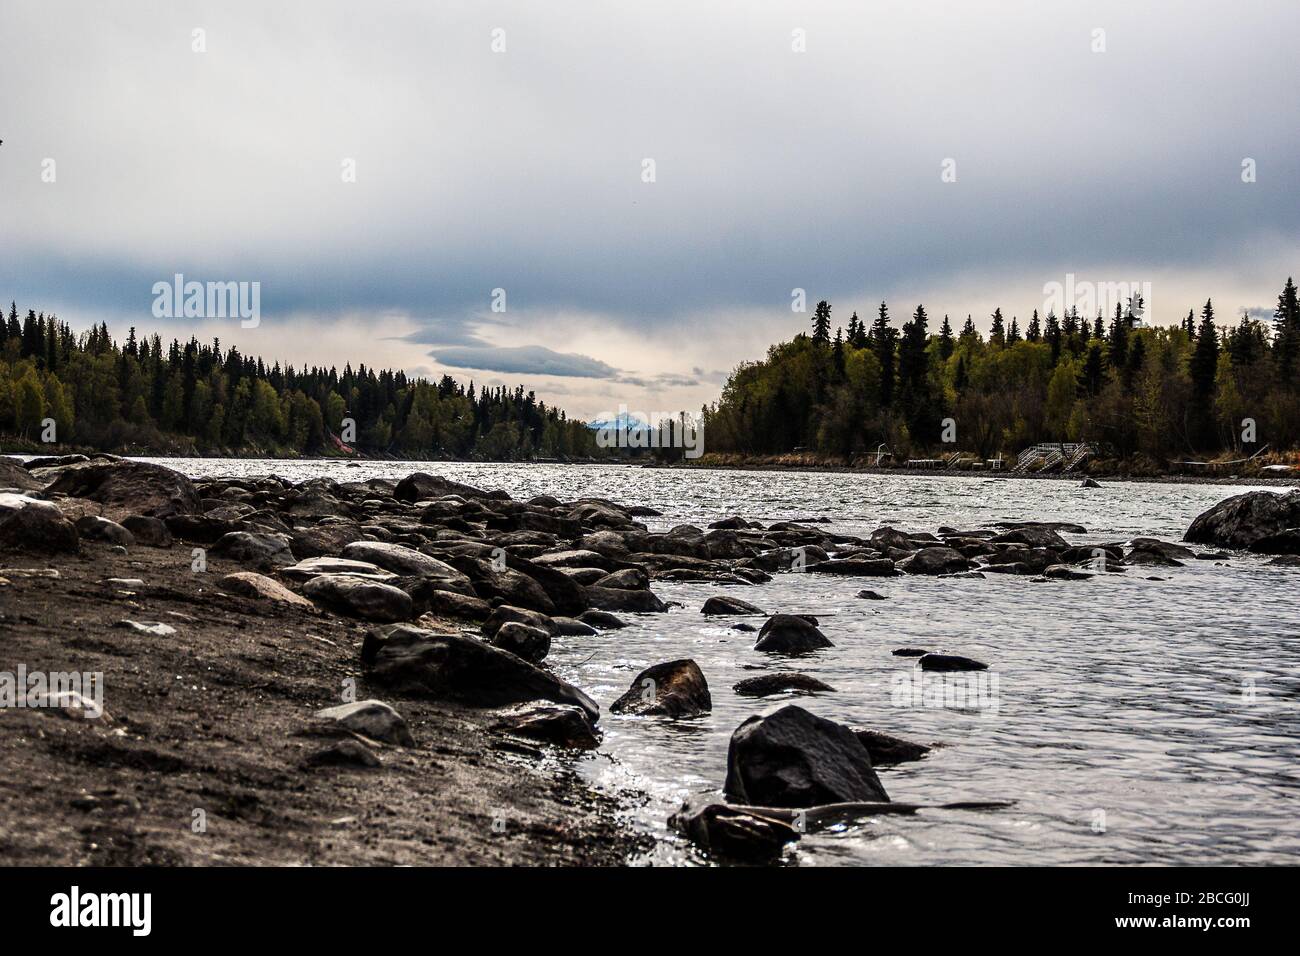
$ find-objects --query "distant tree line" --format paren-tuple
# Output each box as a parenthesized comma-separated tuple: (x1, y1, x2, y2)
(701, 278, 1300, 463)
(0, 305, 605, 459)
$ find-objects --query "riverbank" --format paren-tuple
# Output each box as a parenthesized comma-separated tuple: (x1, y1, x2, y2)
(675, 454, 1300, 487)
(0, 539, 645, 866)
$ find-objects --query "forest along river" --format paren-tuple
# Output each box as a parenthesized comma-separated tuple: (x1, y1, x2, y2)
(151, 459, 1300, 865)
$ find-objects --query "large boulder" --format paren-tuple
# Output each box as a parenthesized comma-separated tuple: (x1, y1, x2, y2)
(1184, 490, 1300, 550)
(361, 624, 598, 720)
(41, 459, 201, 521)
(753, 615, 833, 653)
(723, 704, 889, 808)
(0, 493, 79, 553)
(302, 574, 414, 622)
(394, 472, 491, 502)
(610, 659, 711, 717)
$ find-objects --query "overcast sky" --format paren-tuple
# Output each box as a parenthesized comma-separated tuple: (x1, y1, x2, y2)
(3, 0, 1299, 418)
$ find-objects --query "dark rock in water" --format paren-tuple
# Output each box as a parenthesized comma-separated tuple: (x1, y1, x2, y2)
(578, 609, 628, 630)
(1123, 549, 1183, 567)
(919, 653, 988, 672)
(723, 704, 889, 808)
(610, 659, 711, 717)
(0, 494, 79, 554)
(731, 622, 757, 632)
(811, 557, 899, 577)
(1248, 529, 1300, 555)
(315, 699, 415, 746)
(701, 595, 766, 616)
(870, 527, 914, 552)
(897, 546, 974, 575)
(1267, 554, 1300, 567)
(996, 519, 1087, 534)
(210, 531, 295, 567)
(942, 570, 986, 579)
(1185, 489, 1300, 550)
(491, 703, 600, 749)
(394, 472, 491, 502)
(670, 797, 800, 861)
(42, 458, 202, 521)
(584, 585, 668, 613)
(981, 561, 1031, 575)
(1080, 477, 1102, 488)
(362, 624, 599, 720)
(992, 526, 1070, 549)
(734, 672, 835, 697)
(754, 614, 833, 653)
(892, 648, 929, 657)
(121, 514, 172, 548)
(852, 729, 931, 766)
(1128, 537, 1195, 560)
(857, 589, 888, 600)
(1042, 564, 1092, 580)
(303, 574, 414, 622)
(304, 739, 381, 769)
(490, 621, 551, 664)
(74, 514, 134, 546)
(552, 616, 598, 636)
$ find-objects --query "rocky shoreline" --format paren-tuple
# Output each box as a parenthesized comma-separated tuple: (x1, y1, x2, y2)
(2, 454, 1296, 864)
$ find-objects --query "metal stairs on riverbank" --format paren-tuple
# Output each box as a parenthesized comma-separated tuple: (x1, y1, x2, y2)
(1011, 442, 1094, 475)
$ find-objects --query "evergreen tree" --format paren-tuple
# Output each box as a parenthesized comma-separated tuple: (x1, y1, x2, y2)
(811, 300, 832, 343)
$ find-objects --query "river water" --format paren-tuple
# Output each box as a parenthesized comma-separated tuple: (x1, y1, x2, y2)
(149, 459, 1300, 866)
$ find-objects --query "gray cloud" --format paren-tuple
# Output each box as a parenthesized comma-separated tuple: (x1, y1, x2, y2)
(429, 345, 618, 378)
(1, 0, 1298, 411)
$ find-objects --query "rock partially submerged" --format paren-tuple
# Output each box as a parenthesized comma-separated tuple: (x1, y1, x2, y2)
(723, 704, 889, 808)
(491, 703, 600, 749)
(753, 614, 833, 653)
(919, 653, 988, 672)
(733, 672, 835, 697)
(1185, 489, 1300, 550)
(610, 659, 711, 717)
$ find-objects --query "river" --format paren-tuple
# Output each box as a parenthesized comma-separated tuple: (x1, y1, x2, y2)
(146, 458, 1300, 865)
